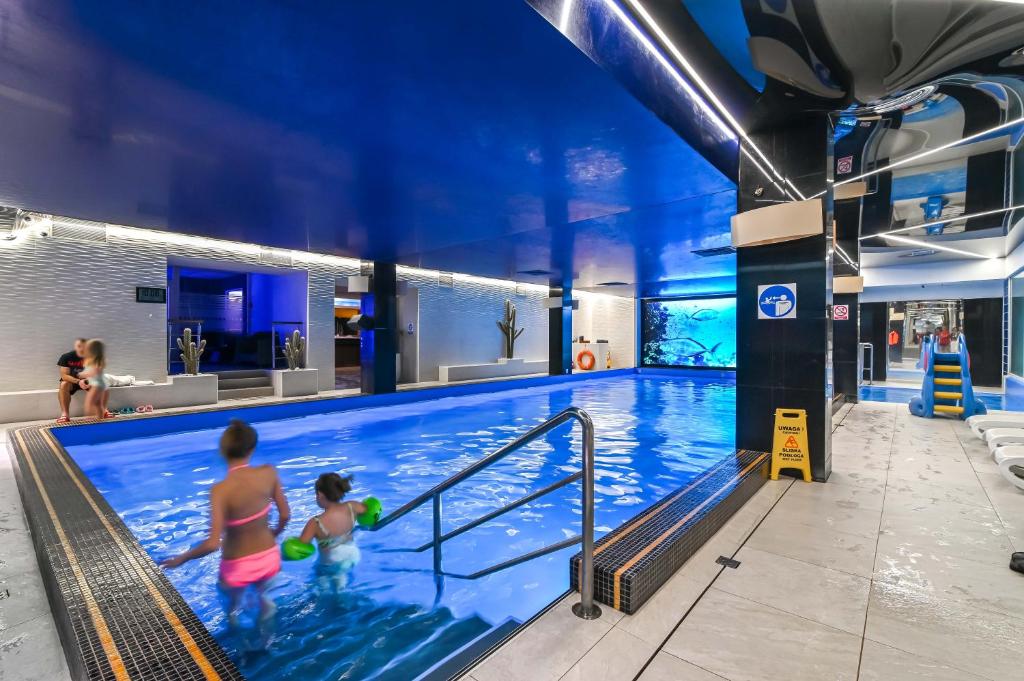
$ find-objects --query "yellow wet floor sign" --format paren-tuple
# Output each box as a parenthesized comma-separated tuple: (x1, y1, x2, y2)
(771, 408, 812, 482)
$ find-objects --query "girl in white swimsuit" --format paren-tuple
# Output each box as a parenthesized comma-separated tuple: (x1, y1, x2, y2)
(298, 473, 367, 589)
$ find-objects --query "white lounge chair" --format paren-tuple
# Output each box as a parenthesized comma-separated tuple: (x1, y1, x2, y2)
(968, 414, 1024, 440)
(985, 428, 1024, 452)
(991, 445, 1024, 492)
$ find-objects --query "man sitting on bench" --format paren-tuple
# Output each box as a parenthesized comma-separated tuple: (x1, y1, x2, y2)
(57, 338, 90, 424)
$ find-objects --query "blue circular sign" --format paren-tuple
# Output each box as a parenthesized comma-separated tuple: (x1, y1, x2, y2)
(758, 285, 795, 319)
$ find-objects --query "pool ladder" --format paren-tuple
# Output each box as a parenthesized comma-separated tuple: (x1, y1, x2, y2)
(368, 406, 602, 620)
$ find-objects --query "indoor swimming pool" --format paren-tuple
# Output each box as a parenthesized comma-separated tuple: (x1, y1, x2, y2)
(860, 384, 1006, 411)
(59, 372, 735, 680)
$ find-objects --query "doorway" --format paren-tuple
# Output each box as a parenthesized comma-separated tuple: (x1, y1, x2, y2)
(334, 285, 362, 391)
(887, 300, 963, 380)
(167, 263, 308, 374)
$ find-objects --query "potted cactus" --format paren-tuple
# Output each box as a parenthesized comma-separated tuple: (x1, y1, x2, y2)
(283, 329, 306, 370)
(496, 299, 525, 361)
(176, 328, 206, 375)
(272, 329, 318, 397)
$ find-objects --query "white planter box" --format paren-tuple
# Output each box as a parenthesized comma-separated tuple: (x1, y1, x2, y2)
(272, 368, 320, 398)
(438, 359, 547, 383)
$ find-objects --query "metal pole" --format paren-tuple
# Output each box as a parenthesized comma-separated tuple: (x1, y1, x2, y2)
(572, 410, 601, 620)
(432, 493, 443, 576)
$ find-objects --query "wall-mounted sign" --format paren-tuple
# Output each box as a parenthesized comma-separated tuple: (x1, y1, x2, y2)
(833, 304, 849, 321)
(757, 284, 796, 319)
(135, 286, 166, 304)
(837, 155, 854, 174)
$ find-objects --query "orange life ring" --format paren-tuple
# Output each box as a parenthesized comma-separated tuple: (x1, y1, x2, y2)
(577, 349, 596, 371)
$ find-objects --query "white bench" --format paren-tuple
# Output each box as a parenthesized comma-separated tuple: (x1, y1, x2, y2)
(438, 358, 548, 383)
(0, 374, 218, 424)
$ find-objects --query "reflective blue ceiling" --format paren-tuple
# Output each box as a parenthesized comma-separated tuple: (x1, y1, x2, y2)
(0, 0, 735, 292)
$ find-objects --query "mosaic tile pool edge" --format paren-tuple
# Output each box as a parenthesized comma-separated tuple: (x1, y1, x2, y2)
(570, 449, 769, 614)
(8, 426, 243, 681)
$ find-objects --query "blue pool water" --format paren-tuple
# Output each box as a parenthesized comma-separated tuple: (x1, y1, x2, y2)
(64, 373, 736, 680)
(860, 384, 1006, 411)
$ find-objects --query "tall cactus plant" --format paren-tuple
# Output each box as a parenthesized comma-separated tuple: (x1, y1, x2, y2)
(283, 329, 306, 370)
(496, 299, 525, 359)
(177, 328, 206, 375)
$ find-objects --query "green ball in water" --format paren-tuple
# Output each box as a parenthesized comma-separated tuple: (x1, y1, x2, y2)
(357, 496, 382, 528)
(281, 537, 315, 561)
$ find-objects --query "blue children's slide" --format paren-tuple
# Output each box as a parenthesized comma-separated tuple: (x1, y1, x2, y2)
(909, 333, 987, 419)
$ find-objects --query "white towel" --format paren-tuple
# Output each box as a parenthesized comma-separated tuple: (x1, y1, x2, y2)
(104, 374, 136, 387)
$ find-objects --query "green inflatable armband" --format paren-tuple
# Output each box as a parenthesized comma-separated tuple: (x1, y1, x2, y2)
(357, 496, 382, 528)
(281, 537, 316, 561)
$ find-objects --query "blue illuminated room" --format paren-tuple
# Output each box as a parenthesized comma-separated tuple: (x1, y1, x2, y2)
(2, 2, 1024, 680)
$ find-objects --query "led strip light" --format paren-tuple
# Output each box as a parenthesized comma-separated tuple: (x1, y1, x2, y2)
(812, 116, 1024, 199)
(616, 0, 806, 200)
(877, 233, 992, 259)
(859, 204, 1024, 241)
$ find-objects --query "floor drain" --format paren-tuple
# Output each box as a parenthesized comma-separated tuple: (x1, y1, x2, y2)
(716, 556, 741, 569)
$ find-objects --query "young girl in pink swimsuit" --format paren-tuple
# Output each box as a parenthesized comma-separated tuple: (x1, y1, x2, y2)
(161, 419, 290, 632)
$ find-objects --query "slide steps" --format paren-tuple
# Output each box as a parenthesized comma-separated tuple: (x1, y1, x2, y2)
(908, 334, 985, 420)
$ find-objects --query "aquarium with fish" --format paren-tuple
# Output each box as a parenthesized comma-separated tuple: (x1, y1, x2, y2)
(640, 296, 737, 368)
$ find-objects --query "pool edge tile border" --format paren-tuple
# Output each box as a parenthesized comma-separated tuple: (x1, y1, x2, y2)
(571, 449, 770, 614)
(7, 425, 243, 681)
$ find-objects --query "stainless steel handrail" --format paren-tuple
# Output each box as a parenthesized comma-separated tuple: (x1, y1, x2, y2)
(368, 406, 601, 620)
(859, 342, 874, 385)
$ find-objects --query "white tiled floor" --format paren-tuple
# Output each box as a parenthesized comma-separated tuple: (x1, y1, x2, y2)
(467, 401, 1024, 681)
(0, 427, 72, 681)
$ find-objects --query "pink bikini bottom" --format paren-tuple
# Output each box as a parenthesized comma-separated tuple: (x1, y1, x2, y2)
(219, 546, 281, 588)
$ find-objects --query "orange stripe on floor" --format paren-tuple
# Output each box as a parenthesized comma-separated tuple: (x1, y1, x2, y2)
(41, 429, 221, 681)
(14, 430, 131, 681)
(612, 452, 768, 610)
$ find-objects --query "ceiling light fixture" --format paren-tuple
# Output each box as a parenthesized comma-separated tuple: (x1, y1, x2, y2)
(859, 203, 1024, 240)
(878, 234, 992, 259)
(812, 116, 1024, 199)
(618, 0, 805, 200)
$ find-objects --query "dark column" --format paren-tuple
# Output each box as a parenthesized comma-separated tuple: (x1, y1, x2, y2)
(859, 302, 888, 383)
(833, 293, 860, 401)
(549, 286, 573, 375)
(963, 297, 1003, 388)
(832, 176, 862, 402)
(360, 262, 397, 394)
(736, 115, 833, 482)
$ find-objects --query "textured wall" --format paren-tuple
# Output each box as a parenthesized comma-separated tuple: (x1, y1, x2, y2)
(573, 292, 636, 368)
(1, 222, 638, 393)
(0, 224, 359, 392)
(400, 268, 549, 382)
(0, 228, 168, 391)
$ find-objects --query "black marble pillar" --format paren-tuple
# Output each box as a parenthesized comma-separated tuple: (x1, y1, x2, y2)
(360, 262, 398, 394)
(549, 286, 573, 375)
(833, 293, 860, 401)
(963, 297, 1003, 388)
(859, 302, 888, 383)
(736, 115, 833, 482)
(832, 173, 862, 402)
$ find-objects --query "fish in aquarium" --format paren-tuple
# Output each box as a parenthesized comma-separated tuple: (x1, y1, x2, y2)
(642, 298, 736, 367)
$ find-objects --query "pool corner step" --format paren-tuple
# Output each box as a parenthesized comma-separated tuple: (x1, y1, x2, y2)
(570, 449, 770, 615)
(414, 616, 522, 681)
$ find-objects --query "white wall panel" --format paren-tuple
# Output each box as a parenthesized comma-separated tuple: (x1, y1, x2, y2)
(572, 292, 636, 368)
(0, 227, 359, 392)
(401, 269, 549, 382)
